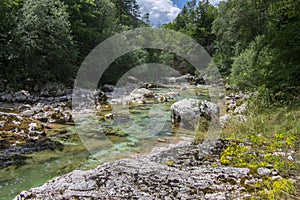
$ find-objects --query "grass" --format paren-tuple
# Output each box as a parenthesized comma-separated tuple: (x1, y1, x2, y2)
(220, 99, 299, 199)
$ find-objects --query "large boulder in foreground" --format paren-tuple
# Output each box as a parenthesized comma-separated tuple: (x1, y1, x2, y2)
(171, 99, 220, 131)
(15, 140, 252, 200)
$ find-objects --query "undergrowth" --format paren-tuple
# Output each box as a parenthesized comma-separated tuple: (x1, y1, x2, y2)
(220, 99, 299, 199)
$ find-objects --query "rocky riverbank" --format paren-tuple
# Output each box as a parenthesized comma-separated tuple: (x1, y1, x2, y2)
(1, 75, 262, 199)
(16, 139, 257, 200)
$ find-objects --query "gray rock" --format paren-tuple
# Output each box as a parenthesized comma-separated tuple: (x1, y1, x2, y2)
(257, 167, 271, 176)
(219, 114, 232, 128)
(14, 90, 29, 102)
(18, 104, 32, 112)
(129, 88, 154, 101)
(94, 90, 107, 103)
(171, 99, 220, 131)
(272, 175, 282, 181)
(234, 103, 248, 114)
(127, 76, 142, 84)
(165, 74, 191, 83)
(287, 155, 293, 160)
(58, 95, 69, 102)
(171, 98, 200, 129)
(102, 84, 114, 92)
(40, 83, 67, 97)
(199, 100, 220, 121)
(21, 110, 35, 117)
(225, 96, 231, 101)
(15, 140, 251, 200)
(1, 93, 13, 102)
(47, 97, 54, 102)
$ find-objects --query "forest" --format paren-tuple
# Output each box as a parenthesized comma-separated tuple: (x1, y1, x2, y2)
(0, 0, 299, 103)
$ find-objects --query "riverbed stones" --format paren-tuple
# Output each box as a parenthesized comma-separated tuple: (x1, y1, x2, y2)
(40, 82, 68, 97)
(15, 90, 30, 102)
(234, 102, 248, 114)
(21, 109, 35, 117)
(15, 139, 253, 200)
(0, 93, 13, 102)
(0, 112, 63, 167)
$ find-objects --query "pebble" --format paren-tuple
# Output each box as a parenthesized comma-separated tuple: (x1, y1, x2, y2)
(287, 155, 293, 160)
(21, 109, 35, 117)
(272, 175, 282, 181)
(257, 167, 271, 176)
(105, 113, 113, 119)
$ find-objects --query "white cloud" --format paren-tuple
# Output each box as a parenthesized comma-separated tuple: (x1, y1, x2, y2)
(136, 0, 223, 26)
(136, 0, 181, 26)
(209, 0, 222, 6)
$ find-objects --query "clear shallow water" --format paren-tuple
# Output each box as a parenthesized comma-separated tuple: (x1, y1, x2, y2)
(0, 85, 211, 200)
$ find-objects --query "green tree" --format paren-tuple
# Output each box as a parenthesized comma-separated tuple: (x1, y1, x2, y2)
(263, 0, 300, 98)
(228, 0, 300, 101)
(164, 0, 217, 53)
(14, 0, 77, 84)
(212, 0, 264, 75)
(0, 0, 20, 83)
(112, 0, 141, 28)
(63, 0, 117, 61)
(229, 36, 270, 91)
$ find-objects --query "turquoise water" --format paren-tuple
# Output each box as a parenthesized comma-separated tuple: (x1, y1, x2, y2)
(0, 85, 210, 200)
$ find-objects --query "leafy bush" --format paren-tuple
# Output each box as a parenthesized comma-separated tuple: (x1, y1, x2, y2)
(13, 0, 77, 84)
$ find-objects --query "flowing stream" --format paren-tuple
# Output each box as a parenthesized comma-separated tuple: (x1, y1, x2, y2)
(0, 84, 211, 200)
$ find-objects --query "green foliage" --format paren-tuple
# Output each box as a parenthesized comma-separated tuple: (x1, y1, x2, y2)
(229, 35, 273, 92)
(212, 0, 265, 74)
(214, 0, 300, 102)
(100, 49, 149, 85)
(13, 0, 77, 84)
(0, 0, 148, 89)
(112, 0, 142, 28)
(0, 0, 20, 82)
(221, 102, 300, 198)
(254, 178, 297, 200)
(220, 142, 270, 172)
(165, 160, 175, 166)
(0, 0, 298, 102)
(163, 0, 217, 54)
(64, 0, 117, 60)
(263, 1, 300, 100)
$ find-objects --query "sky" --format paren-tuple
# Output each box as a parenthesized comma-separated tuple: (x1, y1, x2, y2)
(136, 0, 221, 26)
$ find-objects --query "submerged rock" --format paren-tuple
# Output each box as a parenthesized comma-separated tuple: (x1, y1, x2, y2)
(129, 88, 154, 101)
(15, 140, 252, 200)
